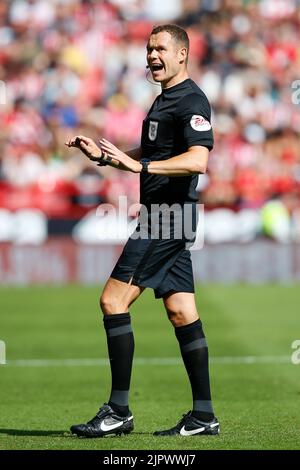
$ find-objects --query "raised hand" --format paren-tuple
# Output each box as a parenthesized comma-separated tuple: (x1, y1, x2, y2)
(99, 138, 141, 173)
(65, 135, 102, 162)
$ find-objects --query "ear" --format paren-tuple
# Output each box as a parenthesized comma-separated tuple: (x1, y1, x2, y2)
(178, 47, 188, 64)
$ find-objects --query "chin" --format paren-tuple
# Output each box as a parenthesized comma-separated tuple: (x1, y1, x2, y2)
(151, 75, 164, 83)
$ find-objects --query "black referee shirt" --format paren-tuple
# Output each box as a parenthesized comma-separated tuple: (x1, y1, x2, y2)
(140, 78, 213, 208)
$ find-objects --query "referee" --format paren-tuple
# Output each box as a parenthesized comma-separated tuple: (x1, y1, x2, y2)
(66, 24, 219, 438)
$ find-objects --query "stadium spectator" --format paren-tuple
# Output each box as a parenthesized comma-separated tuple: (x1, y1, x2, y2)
(0, 0, 299, 239)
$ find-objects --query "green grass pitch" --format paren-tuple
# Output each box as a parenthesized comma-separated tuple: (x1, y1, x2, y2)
(0, 284, 300, 450)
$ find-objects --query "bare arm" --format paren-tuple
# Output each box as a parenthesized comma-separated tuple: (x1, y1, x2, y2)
(144, 146, 209, 176)
(64, 136, 141, 171)
(65, 136, 208, 176)
(99, 138, 209, 176)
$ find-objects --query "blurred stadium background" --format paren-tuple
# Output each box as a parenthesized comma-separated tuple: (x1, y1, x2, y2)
(1, 0, 300, 451)
(0, 0, 300, 283)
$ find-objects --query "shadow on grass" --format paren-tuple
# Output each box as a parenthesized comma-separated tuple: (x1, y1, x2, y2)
(0, 429, 151, 438)
(0, 429, 67, 437)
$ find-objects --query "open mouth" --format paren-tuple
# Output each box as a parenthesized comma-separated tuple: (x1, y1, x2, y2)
(151, 64, 164, 72)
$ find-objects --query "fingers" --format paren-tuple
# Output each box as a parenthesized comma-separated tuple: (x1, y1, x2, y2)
(65, 136, 110, 149)
(76, 135, 91, 144)
(76, 140, 90, 157)
(99, 138, 115, 151)
(98, 139, 127, 164)
(79, 140, 100, 160)
(64, 137, 79, 147)
(64, 136, 98, 159)
(99, 143, 117, 158)
(64, 135, 91, 147)
(64, 135, 114, 163)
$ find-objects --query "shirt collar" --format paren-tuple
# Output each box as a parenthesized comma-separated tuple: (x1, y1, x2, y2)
(161, 78, 191, 94)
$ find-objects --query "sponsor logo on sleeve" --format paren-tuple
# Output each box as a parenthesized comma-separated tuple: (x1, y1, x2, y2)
(190, 115, 211, 132)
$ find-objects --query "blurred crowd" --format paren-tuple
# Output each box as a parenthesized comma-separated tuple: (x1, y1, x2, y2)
(0, 0, 300, 241)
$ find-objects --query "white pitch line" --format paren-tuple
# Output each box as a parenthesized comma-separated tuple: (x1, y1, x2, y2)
(3, 356, 291, 368)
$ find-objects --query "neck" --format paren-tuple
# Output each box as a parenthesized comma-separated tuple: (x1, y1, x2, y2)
(161, 70, 189, 90)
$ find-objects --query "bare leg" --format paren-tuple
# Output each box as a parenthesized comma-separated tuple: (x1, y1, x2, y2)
(100, 277, 145, 315)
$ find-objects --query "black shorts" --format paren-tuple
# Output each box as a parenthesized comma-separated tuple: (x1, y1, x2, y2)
(110, 209, 196, 298)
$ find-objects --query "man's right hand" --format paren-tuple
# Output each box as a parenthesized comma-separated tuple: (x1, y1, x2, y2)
(65, 135, 103, 162)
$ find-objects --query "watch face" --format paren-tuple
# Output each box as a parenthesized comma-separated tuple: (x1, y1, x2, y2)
(141, 159, 149, 173)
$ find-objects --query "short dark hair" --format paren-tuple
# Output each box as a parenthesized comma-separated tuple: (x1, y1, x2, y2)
(150, 24, 189, 61)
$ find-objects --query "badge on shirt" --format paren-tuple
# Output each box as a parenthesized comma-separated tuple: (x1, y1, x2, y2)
(190, 115, 211, 132)
(149, 121, 158, 141)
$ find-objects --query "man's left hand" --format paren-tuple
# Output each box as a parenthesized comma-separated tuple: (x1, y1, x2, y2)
(99, 138, 141, 173)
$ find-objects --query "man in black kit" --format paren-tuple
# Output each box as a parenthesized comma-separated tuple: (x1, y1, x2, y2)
(66, 24, 219, 438)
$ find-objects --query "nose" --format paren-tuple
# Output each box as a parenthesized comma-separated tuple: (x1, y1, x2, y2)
(149, 49, 159, 60)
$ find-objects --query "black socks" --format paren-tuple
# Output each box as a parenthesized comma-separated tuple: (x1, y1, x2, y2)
(103, 313, 134, 417)
(175, 319, 214, 422)
(103, 314, 214, 422)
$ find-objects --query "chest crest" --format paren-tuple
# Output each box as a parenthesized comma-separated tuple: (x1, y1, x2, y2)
(148, 121, 158, 141)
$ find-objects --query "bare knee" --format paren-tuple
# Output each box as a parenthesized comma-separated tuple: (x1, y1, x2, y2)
(166, 309, 188, 327)
(99, 277, 144, 315)
(163, 292, 199, 327)
(99, 292, 110, 315)
(100, 292, 128, 315)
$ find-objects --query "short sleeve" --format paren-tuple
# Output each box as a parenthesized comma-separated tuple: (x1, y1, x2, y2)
(176, 92, 214, 150)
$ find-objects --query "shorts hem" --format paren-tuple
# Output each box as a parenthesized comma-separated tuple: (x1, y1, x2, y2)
(110, 274, 194, 299)
(154, 287, 195, 299)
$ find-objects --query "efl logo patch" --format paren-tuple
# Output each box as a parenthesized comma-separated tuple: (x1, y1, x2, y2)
(149, 121, 158, 141)
(190, 115, 211, 132)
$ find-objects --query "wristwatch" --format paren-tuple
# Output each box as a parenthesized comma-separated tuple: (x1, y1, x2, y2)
(140, 158, 151, 173)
